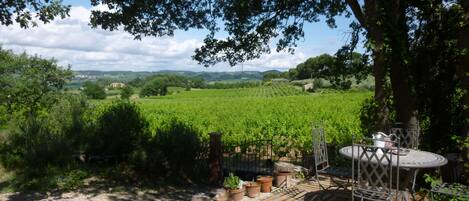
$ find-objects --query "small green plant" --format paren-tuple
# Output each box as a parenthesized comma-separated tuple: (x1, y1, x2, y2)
(57, 169, 89, 191)
(223, 173, 240, 190)
(424, 174, 468, 201)
(296, 171, 305, 181)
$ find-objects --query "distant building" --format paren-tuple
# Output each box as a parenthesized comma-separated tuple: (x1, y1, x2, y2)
(109, 82, 126, 89)
(303, 83, 314, 91)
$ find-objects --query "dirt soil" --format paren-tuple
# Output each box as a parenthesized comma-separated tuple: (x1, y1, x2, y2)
(0, 177, 223, 201)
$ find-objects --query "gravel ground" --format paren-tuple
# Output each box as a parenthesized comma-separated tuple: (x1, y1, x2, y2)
(0, 176, 223, 201)
(0, 186, 223, 201)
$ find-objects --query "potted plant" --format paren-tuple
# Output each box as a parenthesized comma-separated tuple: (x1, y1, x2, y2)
(244, 180, 260, 198)
(256, 175, 273, 192)
(274, 171, 292, 188)
(223, 173, 244, 201)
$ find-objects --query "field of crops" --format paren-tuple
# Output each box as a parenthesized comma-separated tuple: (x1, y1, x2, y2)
(159, 83, 307, 99)
(133, 84, 372, 150)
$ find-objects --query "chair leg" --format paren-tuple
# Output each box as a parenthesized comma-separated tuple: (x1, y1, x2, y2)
(328, 176, 351, 190)
(410, 169, 419, 201)
(313, 174, 327, 191)
(403, 191, 410, 201)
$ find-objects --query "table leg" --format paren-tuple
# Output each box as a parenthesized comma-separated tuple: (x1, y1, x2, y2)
(400, 168, 418, 201)
(402, 190, 411, 201)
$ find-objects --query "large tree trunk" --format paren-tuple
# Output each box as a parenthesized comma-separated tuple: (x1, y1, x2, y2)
(385, 0, 419, 130)
(349, 0, 418, 130)
(372, 49, 389, 130)
(349, 0, 390, 131)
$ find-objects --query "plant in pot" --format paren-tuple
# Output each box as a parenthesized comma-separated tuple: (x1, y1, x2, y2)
(256, 175, 273, 192)
(244, 180, 260, 198)
(223, 173, 244, 201)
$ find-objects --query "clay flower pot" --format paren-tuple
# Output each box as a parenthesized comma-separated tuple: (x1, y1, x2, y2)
(274, 171, 292, 188)
(228, 188, 244, 201)
(256, 175, 273, 192)
(244, 181, 260, 198)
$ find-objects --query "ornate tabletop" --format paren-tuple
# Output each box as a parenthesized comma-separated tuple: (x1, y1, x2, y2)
(339, 146, 448, 168)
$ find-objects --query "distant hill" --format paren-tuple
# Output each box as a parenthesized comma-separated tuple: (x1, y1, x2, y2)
(72, 70, 270, 82)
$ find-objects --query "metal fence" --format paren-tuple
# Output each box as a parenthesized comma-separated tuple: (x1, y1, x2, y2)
(220, 138, 316, 179)
(222, 139, 274, 178)
(193, 141, 211, 179)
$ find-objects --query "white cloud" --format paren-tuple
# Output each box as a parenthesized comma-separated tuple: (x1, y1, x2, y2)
(0, 6, 313, 72)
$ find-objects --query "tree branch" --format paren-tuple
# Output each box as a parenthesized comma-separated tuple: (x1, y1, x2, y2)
(345, 0, 366, 27)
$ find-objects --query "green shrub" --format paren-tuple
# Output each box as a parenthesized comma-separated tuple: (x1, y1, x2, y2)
(0, 95, 89, 170)
(359, 97, 395, 135)
(86, 101, 149, 160)
(120, 86, 134, 99)
(155, 119, 203, 178)
(82, 81, 106, 99)
(423, 174, 468, 201)
(359, 97, 380, 135)
(0, 106, 8, 128)
(131, 119, 205, 181)
(57, 169, 89, 191)
(140, 78, 168, 97)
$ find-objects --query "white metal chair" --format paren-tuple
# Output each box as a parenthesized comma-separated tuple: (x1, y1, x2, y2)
(312, 126, 352, 190)
(388, 123, 420, 200)
(352, 136, 400, 201)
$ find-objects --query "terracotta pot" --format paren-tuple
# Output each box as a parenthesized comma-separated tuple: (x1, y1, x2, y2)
(244, 181, 260, 198)
(274, 171, 292, 188)
(256, 175, 273, 192)
(228, 188, 244, 201)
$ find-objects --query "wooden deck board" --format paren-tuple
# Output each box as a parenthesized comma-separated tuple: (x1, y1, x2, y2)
(259, 177, 423, 201)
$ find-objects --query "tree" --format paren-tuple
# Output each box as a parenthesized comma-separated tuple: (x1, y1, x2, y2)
(0, 48, 72, 116)
(295, 54, 335, 80)
(120, 86, 134, 99)
(293, 51, 370, 89)
(329, 49, 370, 89)
(128, 77, 145, 88)
(263, 71, 285, 82)
(189, 77, 206, 88)
(0, 0, 70, 28)
(82, 81, 106, 99)
(140, 78, 168, 97)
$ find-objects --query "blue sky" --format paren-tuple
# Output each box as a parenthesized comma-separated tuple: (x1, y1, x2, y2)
(0, 0, 360, 72)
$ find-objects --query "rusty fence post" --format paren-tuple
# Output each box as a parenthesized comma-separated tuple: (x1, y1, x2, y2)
(209, 132, 222, 184)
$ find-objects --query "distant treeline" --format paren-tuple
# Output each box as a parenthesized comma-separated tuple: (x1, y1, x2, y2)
(204, 81, 261, 89)
(74, 70, 264, 82)
(129, 74, 262, 97)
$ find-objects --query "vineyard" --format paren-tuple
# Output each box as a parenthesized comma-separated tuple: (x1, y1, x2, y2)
(158, 83, 307, 99)
(133, 84, 372, 151)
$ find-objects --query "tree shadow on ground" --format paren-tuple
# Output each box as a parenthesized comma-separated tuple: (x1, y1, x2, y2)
(1, 179, 218, 201)
(303, 189, 351, 201)
(0, 165, 219, 201)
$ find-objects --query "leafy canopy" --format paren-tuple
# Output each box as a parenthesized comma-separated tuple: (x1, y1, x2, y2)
(292, 51, 370, 89)
(140, 78, 168, 97)
(82, 81, 106, 100)
(0, 48, 72, 115)
(0, 0, 70, 28)
(89, 0, 348, 67)
(120, 86, 134, 99)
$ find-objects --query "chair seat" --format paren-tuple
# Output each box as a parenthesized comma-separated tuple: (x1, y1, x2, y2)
(318, 166, 352, 178)
(431, 183, 469, 198)
(353, 187, 395, 201)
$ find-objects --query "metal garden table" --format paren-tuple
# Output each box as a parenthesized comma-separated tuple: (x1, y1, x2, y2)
(339, 146, 448, 200)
